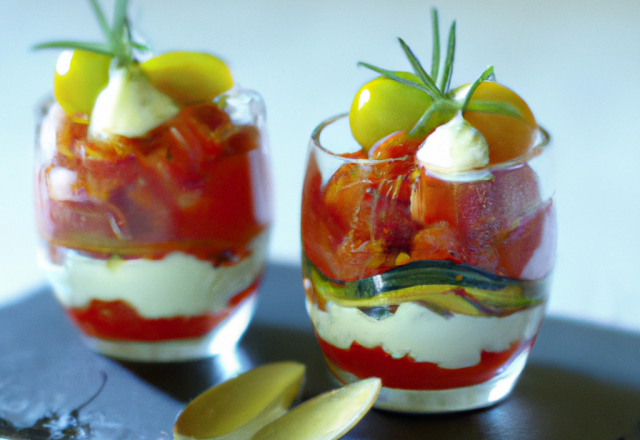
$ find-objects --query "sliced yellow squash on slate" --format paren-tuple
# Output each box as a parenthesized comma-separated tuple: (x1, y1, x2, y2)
(173, 362, 305, 440)
(251, 378, 381, 440)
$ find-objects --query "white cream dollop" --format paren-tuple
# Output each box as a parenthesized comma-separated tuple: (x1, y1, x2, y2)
(89, 67, 180, 140)
(416, 112, 489, 174)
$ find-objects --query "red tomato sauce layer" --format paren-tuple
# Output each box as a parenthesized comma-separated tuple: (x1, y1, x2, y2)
(317, 335, 533, 390)
(65, 279, 258, 341)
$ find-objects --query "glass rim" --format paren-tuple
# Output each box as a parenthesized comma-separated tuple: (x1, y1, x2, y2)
(310, 113, 551, 170)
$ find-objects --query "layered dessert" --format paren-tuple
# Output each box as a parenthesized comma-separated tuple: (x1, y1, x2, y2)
(34, 0, 271, 360)
(301, 10, 555, 411)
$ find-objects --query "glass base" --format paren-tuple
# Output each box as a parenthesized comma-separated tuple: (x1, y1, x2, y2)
(326, 348, 531, 413)
(82, 293, 257, 362)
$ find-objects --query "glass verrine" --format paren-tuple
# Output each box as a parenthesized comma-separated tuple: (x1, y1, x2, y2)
(301, 114, 555, 412)
(35, 87, 272, 362)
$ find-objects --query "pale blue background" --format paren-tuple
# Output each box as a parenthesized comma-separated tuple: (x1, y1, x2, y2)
(1, 0, 639, 331)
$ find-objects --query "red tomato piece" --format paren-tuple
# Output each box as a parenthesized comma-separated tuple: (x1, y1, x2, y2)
(410, 221, 463, 263)
(369, 131, 423, 160)
(302, 148, 420, 281)
(455, 165, 542, 277)
(409, 163, 546, 278)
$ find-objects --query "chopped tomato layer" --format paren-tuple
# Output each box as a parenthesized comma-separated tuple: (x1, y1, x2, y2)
(317, 335, 533, 390)
(301, 130, 555, 283)
(35, 102, 271, 259)
(65, 279, 258, 342)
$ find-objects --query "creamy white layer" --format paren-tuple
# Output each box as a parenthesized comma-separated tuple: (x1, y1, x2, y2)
(40, 231, 268, 319)
(308, 300, 545, 369)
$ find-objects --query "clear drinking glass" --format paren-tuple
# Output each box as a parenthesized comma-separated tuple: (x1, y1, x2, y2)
(301, 114, 555, 412)
(34, 88, 272, 362)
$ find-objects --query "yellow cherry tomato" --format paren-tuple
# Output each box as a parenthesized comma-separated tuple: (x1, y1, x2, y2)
(460, 81, 538, 164)
(349, 72, 433, 153)
(54, 49, 112, 117)
(140, 51, 234, 106)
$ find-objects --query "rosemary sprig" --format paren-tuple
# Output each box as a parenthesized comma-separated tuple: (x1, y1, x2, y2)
(439, 20, 456, 93)
(430, 9, 440, 83)
(357, 62, 432, 95)
(357, 8, 524, 138)
(89, 0, 112, 42)
(398, 38, 441, 99)
(33, 0, 148, 68)
(462, 65, 494, 111)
